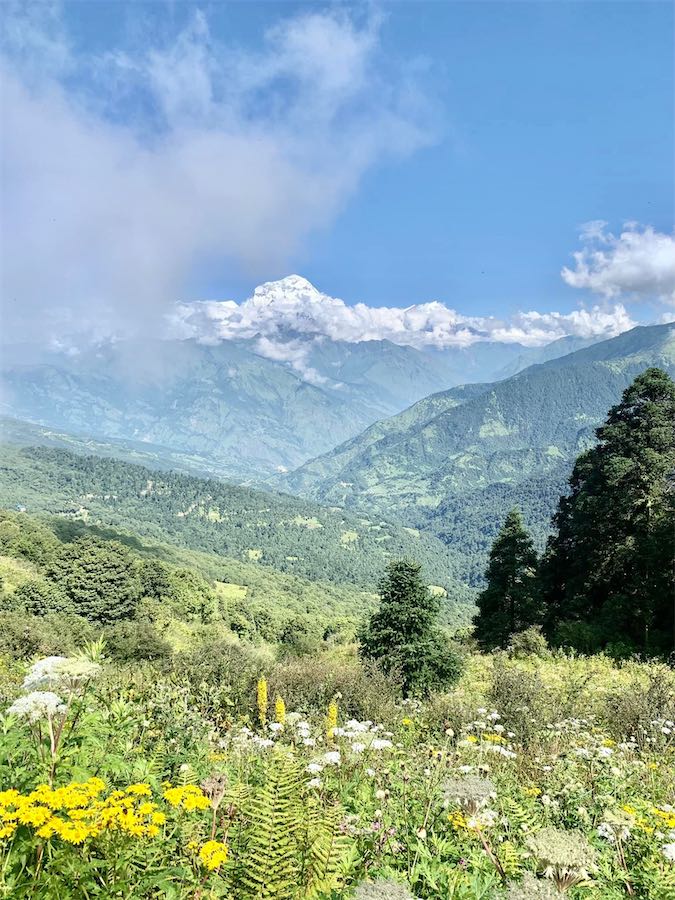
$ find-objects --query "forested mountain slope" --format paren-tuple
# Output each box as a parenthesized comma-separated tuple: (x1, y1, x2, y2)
(0, 508, 385, 647)
(0, 445, 471, 605)
(283, 323, 675, 583)
(0, 335, 528, 480)
(0, 277, 612, 480)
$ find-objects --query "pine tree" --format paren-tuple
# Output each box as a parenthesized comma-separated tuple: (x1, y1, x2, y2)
(359, 559, 462, 696)
(473, 509, 539, 650)
(541, 367, 675, 653)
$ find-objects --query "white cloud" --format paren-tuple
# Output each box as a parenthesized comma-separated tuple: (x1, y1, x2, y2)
(562, 222, 675, 305)
(172, 274, 636, 358)
(254, 336, 327, 385)
(0, 7, 435, 345)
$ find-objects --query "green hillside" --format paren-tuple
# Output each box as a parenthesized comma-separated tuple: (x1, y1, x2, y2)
(0, 336, 530, 480)
(0, 445, 471, 606)
(283, 323, 675, 582)
(0, 507, 384, 648)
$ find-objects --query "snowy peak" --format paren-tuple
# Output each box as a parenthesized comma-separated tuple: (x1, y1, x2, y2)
(251, 275, 322, 304)
(172, 275, 636, 364)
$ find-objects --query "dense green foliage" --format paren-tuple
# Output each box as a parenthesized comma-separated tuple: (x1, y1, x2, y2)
(360, 560, 463, 696)
(473, 510, 539, 650)
(541, 367, 675, 654)
(0, 444, 471, 604)
(284, 324, 675, 583)
(0, 509, 385, 654)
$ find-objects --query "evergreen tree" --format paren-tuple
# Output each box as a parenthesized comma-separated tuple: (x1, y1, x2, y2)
(541, 367, 675, 653)
(359, 559, 462, 696)
(473, 509, 539, 650)
(47, 536, 141, 624)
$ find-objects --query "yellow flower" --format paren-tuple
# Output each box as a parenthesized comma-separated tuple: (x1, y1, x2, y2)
(257, 677, 268, 727)
(466, 735, 478, 744)
(199, 839, 229, 871)
(163, 785, 210, 811)
(127, 783, 152, 796)
(17, 805, 52, 827)
(326, 698, 338, 742)
(402, 717, 413, 727)
(448, 810, 468, 831)
(275, 695, 286, 726)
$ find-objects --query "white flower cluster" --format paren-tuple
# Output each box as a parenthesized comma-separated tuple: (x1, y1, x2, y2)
(22, 656, 101, 692)
(8, 691, 67, 723)
(8, 654, 101, 724)
(333, 719, 394, 753)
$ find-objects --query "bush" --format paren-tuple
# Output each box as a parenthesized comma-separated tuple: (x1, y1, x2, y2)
(13, 578, 73, 616)
(604, 663, 675, 742)
(0, 611, 97, 660)
(488, 656, 553, 744)
(105, 620, 173, 663)
(171, 637, 273, 724)
(268, 655, 400, 724)
(278, 616, 321, 657)
(507, 626, 549, 659)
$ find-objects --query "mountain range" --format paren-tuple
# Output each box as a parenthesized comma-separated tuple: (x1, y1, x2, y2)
(282, 322, 675, 583)
(0, 276, 606, 479)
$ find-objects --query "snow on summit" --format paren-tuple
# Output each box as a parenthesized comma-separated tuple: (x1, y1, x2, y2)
(172, 276, 635, 352)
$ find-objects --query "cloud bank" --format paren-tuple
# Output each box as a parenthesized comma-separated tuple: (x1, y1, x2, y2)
(562, 222, 675, 306)
(173, 275, 636, 361)
(0, 5, 434, 345)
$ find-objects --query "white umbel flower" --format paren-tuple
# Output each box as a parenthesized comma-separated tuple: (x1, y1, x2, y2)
(8, 691, 67, 723)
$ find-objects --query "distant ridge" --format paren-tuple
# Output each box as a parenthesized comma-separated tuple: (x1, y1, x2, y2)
(281, 322, 675, 583)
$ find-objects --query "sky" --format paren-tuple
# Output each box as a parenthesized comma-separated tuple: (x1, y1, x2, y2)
(1, 0, 674, 351)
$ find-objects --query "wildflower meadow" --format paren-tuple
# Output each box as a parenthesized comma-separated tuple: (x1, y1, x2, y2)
(1, 645, 674, 899)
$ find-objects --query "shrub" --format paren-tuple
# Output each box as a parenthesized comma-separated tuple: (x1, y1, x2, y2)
(13, 578, 73, 617)
(0, 611, 96, 660)
(488, 656, 552, 744)
(507, 626, 549, 659)
(105, 620, 173, 663)
(268, 655, 400, 723)
(604, 663, 675, 742)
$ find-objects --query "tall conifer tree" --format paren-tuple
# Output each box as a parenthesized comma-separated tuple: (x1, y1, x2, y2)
(360, 559, 462, 696)
(473, 509, 539, 650)
(541, 367, 675, 653)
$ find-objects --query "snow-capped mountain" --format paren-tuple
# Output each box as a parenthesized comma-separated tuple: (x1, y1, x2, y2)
(1, 276, 631, 478)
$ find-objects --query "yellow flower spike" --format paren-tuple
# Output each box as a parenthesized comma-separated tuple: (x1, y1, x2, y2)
(199, 839, 229, 871)
(275, 694, 286, 726)
(257, 677, 268, 727)
(326, 698, 338, 742)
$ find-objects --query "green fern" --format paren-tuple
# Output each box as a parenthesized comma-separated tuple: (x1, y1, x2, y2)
(500, 797, 539, 836)
(236, 757, 304, 899)
(300, 801, 352, 897)
(232, 755, 355, 899)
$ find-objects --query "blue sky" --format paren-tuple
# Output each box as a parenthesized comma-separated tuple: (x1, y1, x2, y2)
(1, 1, 673, 347)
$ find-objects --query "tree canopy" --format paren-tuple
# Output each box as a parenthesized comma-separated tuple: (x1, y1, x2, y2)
(540, 367, 675, 654)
